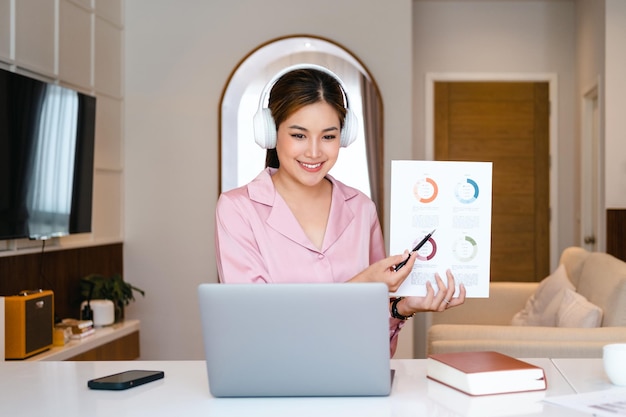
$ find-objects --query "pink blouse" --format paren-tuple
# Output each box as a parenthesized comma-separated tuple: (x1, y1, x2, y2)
(215, 168, 406, 355)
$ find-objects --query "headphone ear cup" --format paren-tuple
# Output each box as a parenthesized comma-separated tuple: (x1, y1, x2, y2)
(253, 108, 277, 149)
(340, 109, 358, 147)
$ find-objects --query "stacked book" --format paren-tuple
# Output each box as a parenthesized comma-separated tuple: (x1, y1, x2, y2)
(56, 319, 96, 340)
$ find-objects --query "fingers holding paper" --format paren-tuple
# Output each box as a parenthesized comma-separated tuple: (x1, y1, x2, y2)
(349, 254, 466, 314)
(401, 269, 466, 313)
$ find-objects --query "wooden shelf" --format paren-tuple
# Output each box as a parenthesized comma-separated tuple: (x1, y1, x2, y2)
(25, 319, 140, 361)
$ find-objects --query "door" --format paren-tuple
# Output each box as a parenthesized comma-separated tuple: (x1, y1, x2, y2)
(435, 82, 550, 282)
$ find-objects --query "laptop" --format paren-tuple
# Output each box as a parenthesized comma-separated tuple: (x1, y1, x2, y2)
(197, 282, 392, 397)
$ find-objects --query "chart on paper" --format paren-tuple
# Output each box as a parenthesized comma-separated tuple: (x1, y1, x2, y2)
(390, 160, 493, 297)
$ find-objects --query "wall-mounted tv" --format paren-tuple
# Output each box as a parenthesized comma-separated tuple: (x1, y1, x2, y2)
(0, 68, 96, 240)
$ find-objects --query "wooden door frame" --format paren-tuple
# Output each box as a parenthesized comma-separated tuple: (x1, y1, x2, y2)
(424, 72, 559, 271)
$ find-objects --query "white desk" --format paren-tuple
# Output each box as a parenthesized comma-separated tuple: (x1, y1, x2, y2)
(0, 358, 602, 417)
(552, 358, 616, 393)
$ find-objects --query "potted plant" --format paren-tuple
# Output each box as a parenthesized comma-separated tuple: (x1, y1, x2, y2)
(80, 273, 145, 322)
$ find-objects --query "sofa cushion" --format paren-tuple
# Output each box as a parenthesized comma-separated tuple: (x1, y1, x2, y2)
(559, 246, 591, 288)
(511, 264, 574, 326)
(557, 288, 603, 328)
(427, 323, 626, 357)
(575, 251, 626, 327)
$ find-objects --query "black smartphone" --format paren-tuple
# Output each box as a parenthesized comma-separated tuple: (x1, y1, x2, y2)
(87, 370, 164, 390)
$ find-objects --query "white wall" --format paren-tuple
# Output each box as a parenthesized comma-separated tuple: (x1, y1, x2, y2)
(573, 0, 626, 219)
(124, 0, 414, 359)
(576, 0, 605, 93)
(604, 0, 626, 208)
(575, 0, 605, 250)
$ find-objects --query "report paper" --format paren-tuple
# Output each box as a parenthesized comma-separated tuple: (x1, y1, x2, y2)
(390, 160, 492, 297)
(544, 388, 626, 416)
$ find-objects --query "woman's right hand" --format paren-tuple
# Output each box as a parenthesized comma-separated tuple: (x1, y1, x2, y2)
(349, 251, 418, 293)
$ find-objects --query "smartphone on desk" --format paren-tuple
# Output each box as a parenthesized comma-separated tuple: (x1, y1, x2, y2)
(88, 370, 164, 390)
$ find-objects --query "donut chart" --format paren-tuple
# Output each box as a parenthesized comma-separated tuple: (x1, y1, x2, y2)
(413, 177, 439, 203)
(415, 237, 437, 261)
(453, 235, 478, 262)
(455, 178, 479, 204)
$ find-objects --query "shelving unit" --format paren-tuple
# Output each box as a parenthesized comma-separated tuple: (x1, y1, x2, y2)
(24, 319, 140, 361)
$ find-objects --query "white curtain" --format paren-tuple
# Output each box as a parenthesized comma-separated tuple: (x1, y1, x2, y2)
(26, 85, 78, 239)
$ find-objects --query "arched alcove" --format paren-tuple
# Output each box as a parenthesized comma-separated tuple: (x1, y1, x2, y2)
(219, 35, 384, 223)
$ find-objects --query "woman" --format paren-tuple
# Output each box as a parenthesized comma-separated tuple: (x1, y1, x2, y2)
(215, 65, 465, 356)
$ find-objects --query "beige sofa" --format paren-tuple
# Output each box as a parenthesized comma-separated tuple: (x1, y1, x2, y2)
(426, 247, 626, 358)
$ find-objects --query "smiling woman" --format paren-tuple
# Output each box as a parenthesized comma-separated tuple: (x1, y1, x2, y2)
(215, 63, 466, 359)
(219, 35, 385, 226)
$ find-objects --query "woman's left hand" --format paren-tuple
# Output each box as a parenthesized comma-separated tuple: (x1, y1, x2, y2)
(399, 269, 466, 314)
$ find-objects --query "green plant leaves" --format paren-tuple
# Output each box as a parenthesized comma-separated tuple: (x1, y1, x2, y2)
(80, 273, 145, 307)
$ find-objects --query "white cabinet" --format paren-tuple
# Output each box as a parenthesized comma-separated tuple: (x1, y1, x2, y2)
(95, 17, 122, 97)
(59, 0, 93, 89)
(0, 0, 10, 62)
(15, 0, 56, 75)
(96, 0, 124, 27)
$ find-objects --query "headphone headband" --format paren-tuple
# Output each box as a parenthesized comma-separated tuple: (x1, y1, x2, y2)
(256, 63, 350, 111)
(253, 64, 358, 149)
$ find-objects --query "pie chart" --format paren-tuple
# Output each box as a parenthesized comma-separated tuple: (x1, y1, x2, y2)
(413, 177, 439, 203)
(453, 235, 478, 262)
(455, 178, 479, 204)
(415, 237, 437, 261)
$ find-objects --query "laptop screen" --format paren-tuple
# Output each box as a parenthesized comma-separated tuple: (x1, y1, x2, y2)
(197, 282, 392, 397)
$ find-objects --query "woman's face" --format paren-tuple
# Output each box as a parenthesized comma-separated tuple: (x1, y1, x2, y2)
(274, 101, 342, 188)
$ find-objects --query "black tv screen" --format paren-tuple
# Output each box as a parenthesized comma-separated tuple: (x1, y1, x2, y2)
(0, 68, 96, 240)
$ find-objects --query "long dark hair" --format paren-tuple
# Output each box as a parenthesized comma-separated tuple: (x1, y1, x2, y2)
(264, 68, 347, 168)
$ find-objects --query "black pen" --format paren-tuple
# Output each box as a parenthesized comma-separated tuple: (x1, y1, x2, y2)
(394, 229, 436, 272)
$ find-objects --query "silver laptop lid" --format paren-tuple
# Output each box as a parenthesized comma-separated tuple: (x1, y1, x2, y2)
(197, 282, 391, 397)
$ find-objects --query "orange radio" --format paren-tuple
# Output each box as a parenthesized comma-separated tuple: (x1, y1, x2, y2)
(4, 290, 54, 359)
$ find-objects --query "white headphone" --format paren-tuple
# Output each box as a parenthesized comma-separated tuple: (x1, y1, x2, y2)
(252, 63, 358, 149)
